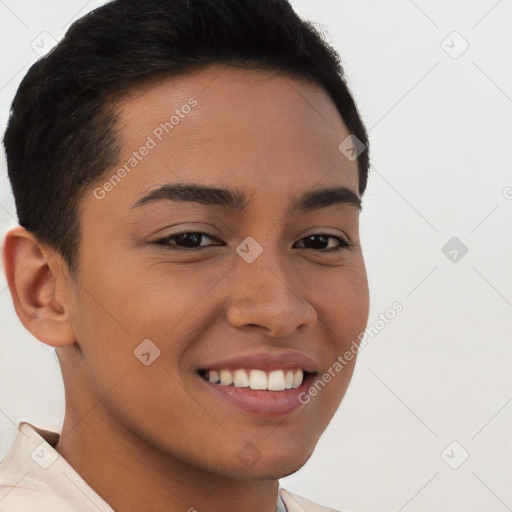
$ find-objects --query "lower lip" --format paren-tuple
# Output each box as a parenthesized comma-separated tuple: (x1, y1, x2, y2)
(196, 372, 316, 416)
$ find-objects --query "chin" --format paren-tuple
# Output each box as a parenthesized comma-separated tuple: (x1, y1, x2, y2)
(265, 450, 315, 479)
(219, 446, 316, 481)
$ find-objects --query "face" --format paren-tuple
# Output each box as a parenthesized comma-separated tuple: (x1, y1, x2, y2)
(64, 64, 369, 479)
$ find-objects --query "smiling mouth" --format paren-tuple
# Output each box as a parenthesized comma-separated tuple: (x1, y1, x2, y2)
(197, 368, 315, 391)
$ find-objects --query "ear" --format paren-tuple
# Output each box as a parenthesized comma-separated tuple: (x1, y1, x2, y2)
(1, 226, 76, 348)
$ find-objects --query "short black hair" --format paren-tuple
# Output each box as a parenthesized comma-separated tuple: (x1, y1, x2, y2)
(3, 0, 370, 274)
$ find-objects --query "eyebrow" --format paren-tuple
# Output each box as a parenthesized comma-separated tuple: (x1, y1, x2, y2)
(132, 183, 362, 214)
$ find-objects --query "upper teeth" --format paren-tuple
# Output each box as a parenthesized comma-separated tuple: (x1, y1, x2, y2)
(205, 369, 304, 391)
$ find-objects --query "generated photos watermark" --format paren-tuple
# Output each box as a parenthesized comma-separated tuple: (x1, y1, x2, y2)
(93, 97, 198, 200)
(298, 301, 403, 405)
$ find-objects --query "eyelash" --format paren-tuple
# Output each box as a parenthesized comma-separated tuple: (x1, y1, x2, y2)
(153, 231, 354, 253)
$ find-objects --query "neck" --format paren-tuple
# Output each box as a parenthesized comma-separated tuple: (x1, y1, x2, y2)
(55, 402, 281, 512)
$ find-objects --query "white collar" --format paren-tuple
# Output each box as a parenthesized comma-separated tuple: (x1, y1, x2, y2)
(1, 422, 296, 511)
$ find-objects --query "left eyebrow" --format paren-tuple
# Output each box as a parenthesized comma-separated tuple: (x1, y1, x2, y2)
(132, 183, 362, 213)
(289, 185, 362, 214)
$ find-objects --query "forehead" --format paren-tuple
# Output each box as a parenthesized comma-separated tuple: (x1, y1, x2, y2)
(103, 64, 359, 208)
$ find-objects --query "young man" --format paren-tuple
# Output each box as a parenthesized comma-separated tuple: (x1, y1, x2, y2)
(0, 0, 370, 510)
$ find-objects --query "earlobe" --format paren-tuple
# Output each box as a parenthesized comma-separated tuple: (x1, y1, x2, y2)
(1, 226, 76, 348)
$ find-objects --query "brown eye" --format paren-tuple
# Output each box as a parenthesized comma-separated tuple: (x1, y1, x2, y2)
(294, 234, 353, 252)
(154, 231, 223, 251)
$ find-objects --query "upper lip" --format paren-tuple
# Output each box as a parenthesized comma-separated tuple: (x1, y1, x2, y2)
(198, 350, 319, 373)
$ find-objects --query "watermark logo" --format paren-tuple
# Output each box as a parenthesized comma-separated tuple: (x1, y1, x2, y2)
(442, 236, 468, 263)
(441, 31, 469, 60)
(237, 442, 262, 467)
(338, 134, 366, 161)
(31, 442, 59, 469)
(134, 339, 161, 366)
(440, 441, 469, 469)
(31, 31, 58, 57)
(236, 237, 263, 263)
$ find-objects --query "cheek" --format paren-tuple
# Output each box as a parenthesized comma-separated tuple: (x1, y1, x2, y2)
(295, 261, 369, 411)
(93, 253, 232, 339)
(333, 282, 370, 353)
(72, 262, 186, 343)
(69, 274, 200, 436)
(310, 261, 370, 347)
(68, 258, 226, 400)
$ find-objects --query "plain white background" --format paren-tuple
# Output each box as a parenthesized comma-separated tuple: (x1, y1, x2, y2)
(0, 1, 511, 511)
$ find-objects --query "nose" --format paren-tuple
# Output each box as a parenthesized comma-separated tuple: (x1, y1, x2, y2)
(225, 255, 317, 338)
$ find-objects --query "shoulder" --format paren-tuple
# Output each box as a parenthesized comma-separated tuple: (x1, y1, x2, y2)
(0, 422, 113, 512)
(280, 487, 345, 512)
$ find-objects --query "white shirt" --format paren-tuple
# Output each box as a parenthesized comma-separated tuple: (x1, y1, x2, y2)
(0, 422, 341, 512)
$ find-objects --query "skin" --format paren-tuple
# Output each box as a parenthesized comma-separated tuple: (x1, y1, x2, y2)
(2, 64, 370, 512)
